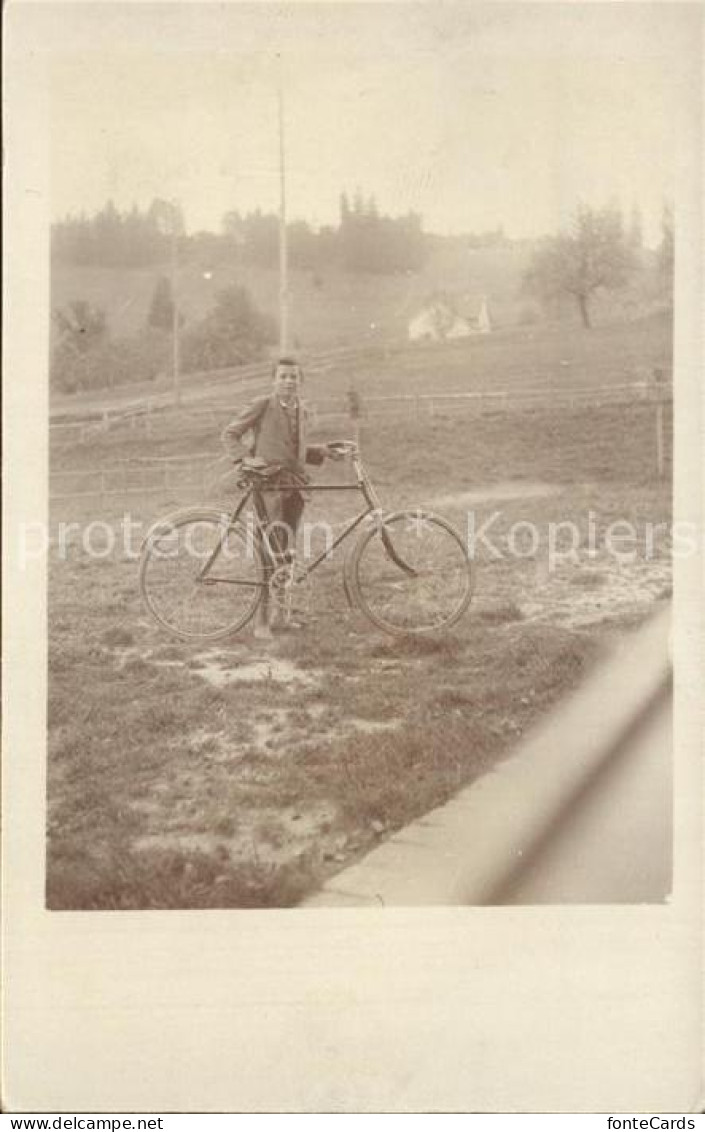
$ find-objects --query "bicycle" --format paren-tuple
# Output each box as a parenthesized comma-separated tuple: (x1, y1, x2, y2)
(139, 440, 474, 642)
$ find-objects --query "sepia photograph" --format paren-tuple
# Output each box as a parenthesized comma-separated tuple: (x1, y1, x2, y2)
(41, 1, 683, 912)
(3, 0, 703, 1114)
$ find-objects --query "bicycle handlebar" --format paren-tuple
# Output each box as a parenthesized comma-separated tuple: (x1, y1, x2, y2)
(232, 442, 357, 464)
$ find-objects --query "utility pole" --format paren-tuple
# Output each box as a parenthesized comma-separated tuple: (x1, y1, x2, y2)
(277, 69, 289, 355)
(170, 201, 181, 406)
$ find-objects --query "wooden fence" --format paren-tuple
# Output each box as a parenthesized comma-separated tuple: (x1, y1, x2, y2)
(50, 378, 672, 509)
(50, 453, 224, 506)
(50, 379, 668, 447)
(48, 339, 384, 433)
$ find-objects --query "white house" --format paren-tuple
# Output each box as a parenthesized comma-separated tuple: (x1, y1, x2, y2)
(408, 295, 492, 342)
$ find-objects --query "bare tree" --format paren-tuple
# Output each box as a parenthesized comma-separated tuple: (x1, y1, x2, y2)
(525, 204, 636, 328)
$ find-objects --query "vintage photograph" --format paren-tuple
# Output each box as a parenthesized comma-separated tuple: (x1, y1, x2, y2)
(45, 2, 681, 912)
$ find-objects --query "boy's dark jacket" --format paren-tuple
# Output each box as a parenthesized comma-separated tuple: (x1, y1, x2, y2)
(222, 394, 327, 474)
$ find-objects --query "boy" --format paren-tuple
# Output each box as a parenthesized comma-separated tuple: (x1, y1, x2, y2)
(222, 357, 342, 637)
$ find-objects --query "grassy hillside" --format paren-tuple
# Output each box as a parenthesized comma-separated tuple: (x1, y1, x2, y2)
(306, 310, 673, 400)
(50, 307, 673, 437)
(51, 241, 671, 410)
(50, 242, 534, 350)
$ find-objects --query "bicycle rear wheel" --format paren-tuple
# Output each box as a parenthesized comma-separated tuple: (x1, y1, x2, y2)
(139, 508, 265, 642)
(349, 509, 474, 635)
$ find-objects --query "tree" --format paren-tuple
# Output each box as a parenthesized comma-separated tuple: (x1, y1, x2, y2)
(53, 300, 108, 352)
(337, 188, 428, 273)
(148, 198, 185, 239)
(189, 230, 232, 269)
(525, 204, 636, 328)
(92, 200, 123, 265)
(222, 210, 247, 255)
(51, 199, 177, 266)
(51, 327, 170, 393)
(181, 285, 275, 372)
(287, 220, 318, 269)
(51, 300, 110, 391)
(148, 276, 175, 331)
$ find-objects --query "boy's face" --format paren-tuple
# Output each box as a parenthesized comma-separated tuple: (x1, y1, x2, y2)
(273, 364, 302, 403)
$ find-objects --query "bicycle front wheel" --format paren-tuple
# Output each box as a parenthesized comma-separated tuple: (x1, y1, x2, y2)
(349, 509, 474, 635)
(139, 508, 265, 642)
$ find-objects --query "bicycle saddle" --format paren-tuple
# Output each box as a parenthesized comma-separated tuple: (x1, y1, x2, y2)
(240, 457, 283, 478)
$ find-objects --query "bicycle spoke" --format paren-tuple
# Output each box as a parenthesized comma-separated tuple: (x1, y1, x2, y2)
(352, 511, 473, 635)
(140, 512, 263, 641)
(162, 583, 200, 626)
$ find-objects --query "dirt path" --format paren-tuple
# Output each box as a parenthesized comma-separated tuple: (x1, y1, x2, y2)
(519, 556, 671, 628)
(424, 481, 561, 508)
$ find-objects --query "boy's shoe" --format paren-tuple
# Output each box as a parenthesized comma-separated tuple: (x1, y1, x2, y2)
(278, 619, 305, 632)
(253, 623, 275, 641)
(269, 607, 287, 630)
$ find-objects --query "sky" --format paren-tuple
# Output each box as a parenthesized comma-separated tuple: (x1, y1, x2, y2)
(48, 2, 698, 244)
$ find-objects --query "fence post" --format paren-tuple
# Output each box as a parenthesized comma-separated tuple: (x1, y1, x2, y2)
(652, 368, 667, 480)
(346, 387, 362, 452)
(655, 402, 665, 479)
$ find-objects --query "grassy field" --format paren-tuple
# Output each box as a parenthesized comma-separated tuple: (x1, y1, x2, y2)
(47, 382, 673, 908)
(50, 309, 672, 456)
(319, 309, 672, 398)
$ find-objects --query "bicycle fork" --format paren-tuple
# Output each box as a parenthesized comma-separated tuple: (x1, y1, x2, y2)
(352, 455, 418, 578)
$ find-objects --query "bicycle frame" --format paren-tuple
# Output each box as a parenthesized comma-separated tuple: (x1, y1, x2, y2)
(196, 449, 415, 586)
(141, 442, 473, 641)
